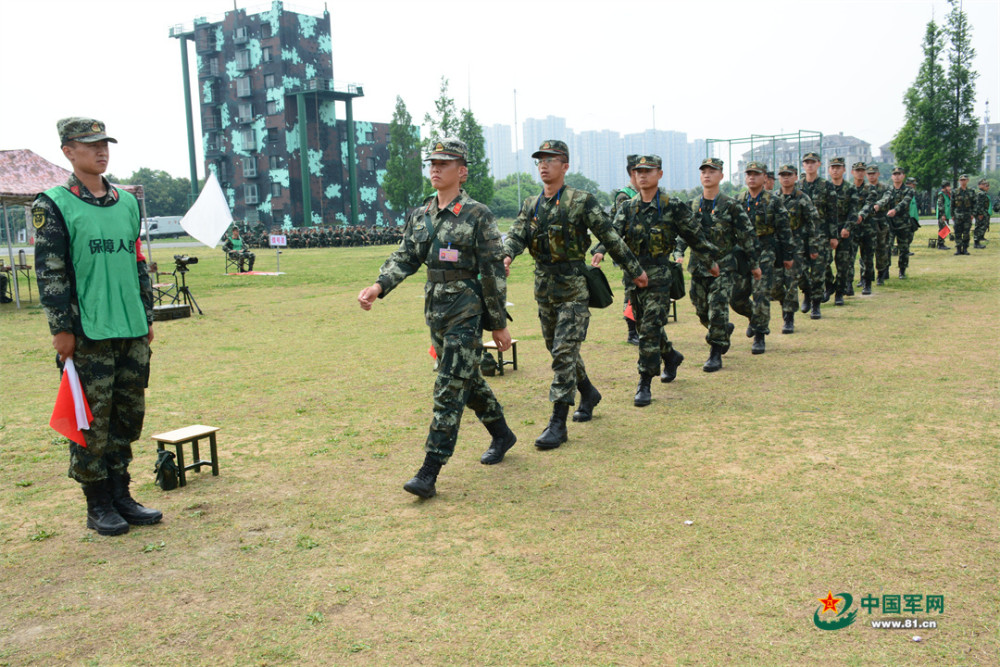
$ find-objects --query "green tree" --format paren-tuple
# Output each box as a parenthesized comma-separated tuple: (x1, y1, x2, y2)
(490, 172, 540, 218)
(942, 0, 982, 182)
(457, 108, 494, 205)
(382, 95, 423, 218)
(565, 172, 611, 207)
(116, 168, 194, 216)
(423, 77, 459, 150)
(892, 19, 950, 192)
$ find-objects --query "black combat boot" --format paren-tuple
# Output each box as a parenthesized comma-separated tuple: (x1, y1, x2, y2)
(634, 374, 652, 407)
(876, 271, 885, 286)
(974, 241, 986, 249)
(536, 403, 569, 450)
(746, 325, 754, 338)
(834, 291, 845, 306)
(781, 312, 794, 334)
(856, 278, 864, 287)
(938, 239, 949, 249)
(108, 471, 163, 525)
(898, 268, 906, 279)
(626, 317, 639, 345)
(845, 283, 854, 296)
(247, 256, 255, 271)
(480, 417, 517, 465)
(822, 287, 831, 303)
(751, 332, 766, 355)
(862, 279, 872, 295)
(810, 299, 822, 320)
(660, 349, 684, 383)
(954, 247, 962, 255)
(719, 322, 734, 354)
(82, 481, 129, 536)
(703, 345, 723, 373)
(800, 296, 811, 313)
(403, 454, 442, 498)
(963, 245, 971, 255)
(572, 378, 602, 422)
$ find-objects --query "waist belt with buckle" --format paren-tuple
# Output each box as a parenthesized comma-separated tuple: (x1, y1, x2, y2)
(637, 255, 674, 266)
(535, 261, 580, 275)
(426, 268, 476, 283)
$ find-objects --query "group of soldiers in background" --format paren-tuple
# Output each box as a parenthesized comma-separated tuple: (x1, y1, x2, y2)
(934, 175, 994, 254)
(235, 224, 403, 249)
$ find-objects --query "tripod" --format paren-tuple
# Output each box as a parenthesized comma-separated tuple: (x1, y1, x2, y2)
(172, 265, 203, 314)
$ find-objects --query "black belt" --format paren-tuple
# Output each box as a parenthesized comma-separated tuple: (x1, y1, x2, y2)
(426, 268, 475, 283)
(535, 261, 581, 275)
(636, 255, 674, 266)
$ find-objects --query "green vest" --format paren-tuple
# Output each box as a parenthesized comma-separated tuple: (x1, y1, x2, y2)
(230, 237, 243, 251)
(909, 196, 918, 219)
(46, 185, 148, 340)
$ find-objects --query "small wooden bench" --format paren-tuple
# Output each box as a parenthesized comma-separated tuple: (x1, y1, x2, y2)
(483, 339, 518, 376)
(151, 424, 220, 487)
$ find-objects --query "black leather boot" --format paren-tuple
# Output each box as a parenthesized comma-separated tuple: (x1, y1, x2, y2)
(781, 312, 794, 334)
(834, 292, 845, 306)
(634, 374, 652, 407)
(703, 345, 723, 373)
(898, 268, 906, 279)
(810, 299, 822, 320)
(876, 271, 885, 286)
(480, 417, 517, 465)
(108, 471, 163, 525)
(660, 349, 684, 383)
(572, 378, 602, 422)
(403, 455, 442, 498)
(751, 332, 766, 355)
(626, 317, 639, 345)
(800, 296, 811, 314)
(82, 481, 129, 536)
(862, 279, 872, 295)
(536, 403, 569, 450)
(746, 325, 754, 338)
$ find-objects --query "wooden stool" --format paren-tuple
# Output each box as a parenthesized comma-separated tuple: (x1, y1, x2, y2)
(151, 425, 220, 487)
(483, 339, 518, 376)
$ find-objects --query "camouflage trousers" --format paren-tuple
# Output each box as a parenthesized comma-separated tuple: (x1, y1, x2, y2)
(732, 246, 775, 335)
(875, 218, 890, 272)
(974, 215, 990, 243)
(953, 215, 973, 248)
(627, 285, 675, 377)
(824, 236, 853, 294)
(64, 337, 150, 483)
(772, 246, 805, 316)
(890, 219, 914, 271)
(856, 222, 878, 283)
(846, 233, 859, 286)
(538, 298, 591, 405)
(799, 243, 826, 302)
(425, 316, 504, 464)
(690, 272, 734, 348)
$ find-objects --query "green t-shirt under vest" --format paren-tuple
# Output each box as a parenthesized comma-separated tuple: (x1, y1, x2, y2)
(45, 185, 148, 340)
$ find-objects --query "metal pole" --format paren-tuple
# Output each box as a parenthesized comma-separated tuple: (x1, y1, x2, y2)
(514, 89, 521, 204)
(179, 37, 199, 203)
(139, 195, 153, 266)
(297, 93, 312, 226)
(345, 97, 360, 226)
(2, 203, 21, 309)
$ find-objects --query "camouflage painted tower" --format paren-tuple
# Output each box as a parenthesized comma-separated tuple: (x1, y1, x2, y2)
(170, 1, 395, 229)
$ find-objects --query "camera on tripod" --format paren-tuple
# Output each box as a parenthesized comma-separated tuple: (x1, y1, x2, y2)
(173, 255, 199, 272)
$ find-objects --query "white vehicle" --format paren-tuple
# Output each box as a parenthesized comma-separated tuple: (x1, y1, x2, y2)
(142, 216, 186, 239)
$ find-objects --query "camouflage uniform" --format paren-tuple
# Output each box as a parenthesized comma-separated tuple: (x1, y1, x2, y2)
(799, 155, 838, 305)
(34, 173, 154, 484)
(861, 176, 891, 279)
(973, 180, 991, 247)
(873, 174, 915, 274)
(773, 172, 824, 319)
(951, 179, 975, 254)
(598, 161, 717, 378)
(504, 156, 643, 408)
(375, 188, 508, 465)
(935, 186, 952, 249)
(222, 230, 256, 271)
(731, 169, 792, 337)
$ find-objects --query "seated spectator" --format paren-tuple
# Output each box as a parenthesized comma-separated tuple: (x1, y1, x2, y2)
(222, 227, 255, 272)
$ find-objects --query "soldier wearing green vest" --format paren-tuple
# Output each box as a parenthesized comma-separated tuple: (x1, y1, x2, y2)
(973, 178, 991, 249)
(222, 227, 256, 272)
(935, 181, 952, 250)
(33, 117, 161, 536)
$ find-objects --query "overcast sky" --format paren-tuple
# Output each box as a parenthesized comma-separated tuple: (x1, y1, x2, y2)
(2, 0, 997, 180)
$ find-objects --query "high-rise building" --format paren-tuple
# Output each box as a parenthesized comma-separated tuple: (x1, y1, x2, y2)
(483, 124, 516, 181)
(170, 2, 396, 228)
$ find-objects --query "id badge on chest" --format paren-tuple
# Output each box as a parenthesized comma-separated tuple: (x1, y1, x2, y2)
(439, 243, 459, 262)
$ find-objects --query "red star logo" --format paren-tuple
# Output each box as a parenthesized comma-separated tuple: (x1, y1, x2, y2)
(818, 591, 841, 614)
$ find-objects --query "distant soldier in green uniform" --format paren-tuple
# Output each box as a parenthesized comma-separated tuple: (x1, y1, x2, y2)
(773, 164, 823, 331)
(222, 227, 256, 272)
(593, 154, 718, 404)
(951, 174, 975, 255)
(357, 138, 515, 499)
(825, 157, 856, 305)
(857, 165, 890, 288)
(844, 162, 869, 294)
(731, 161, 792, 355)
(33, 117, 161, 536)
(973, 178, 991, 249)
(608, 154, 641, 345)
(872, 167, 916, 278)
(676, 157, 761, 372)
(799, 152, 837, 319)
(935, 180, 952, 250)
(503, 140, 648, 449)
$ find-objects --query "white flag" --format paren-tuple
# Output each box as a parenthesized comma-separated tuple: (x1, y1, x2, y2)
(180, 172, 234, 248)
(63, 358, 90, 431)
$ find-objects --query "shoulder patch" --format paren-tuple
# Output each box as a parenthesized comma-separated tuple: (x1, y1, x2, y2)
(33, 209, 46, 229)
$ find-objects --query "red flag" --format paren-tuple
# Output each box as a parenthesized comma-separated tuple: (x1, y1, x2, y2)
(49, 361, 93, 446)
(624, 301, 635, 321)
(428, 345, 437, 360)
(938, 225, 951, 239)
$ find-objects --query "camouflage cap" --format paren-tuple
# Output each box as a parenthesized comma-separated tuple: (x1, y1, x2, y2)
(532, 139, 569, 160)
(745, 161, 768, 174)
(905, 177, 916, 184)
(766, 171, 775, 179)
(852, 162, 867, 171)
(941, 179, 951, 187)
(959, 174, 969, 180)
(979, 178, 990, 185)
(633, 154, 662, 169)
(802, 151, 821, 162)
(866, 165, 879, 174)
(57, 117, 117, 145)
(829, 157, 846, 167)
(891, 166, 905, 174)
(626, 154, 639, 172)
(425, 137, 467, 162)
(699, 157, 724, 171)
(777, 164, 797, 175)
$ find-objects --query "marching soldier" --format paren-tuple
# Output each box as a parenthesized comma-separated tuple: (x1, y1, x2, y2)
(872, 167, 916, 278)
(773, 164, 823, 330)
(952, 174, 975, 255)
(973, 178, 991, 249)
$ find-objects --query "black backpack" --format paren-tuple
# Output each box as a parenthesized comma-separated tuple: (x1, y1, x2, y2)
(154, 450, 179, 491)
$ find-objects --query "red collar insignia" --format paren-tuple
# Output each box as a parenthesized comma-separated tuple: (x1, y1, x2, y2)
(452, 203, 462, 215)
(70, 185, 81, 197)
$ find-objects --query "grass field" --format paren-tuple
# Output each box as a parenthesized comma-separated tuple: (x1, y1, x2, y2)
(1, 226, 997, 666)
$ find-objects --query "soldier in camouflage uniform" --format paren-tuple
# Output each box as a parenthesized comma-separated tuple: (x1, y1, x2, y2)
(33, 117, 162, 536)
(675, 157, 761, 372)
(973, 178, 991, 249)
(222, 227, 256, 272)
(799, 152, 838, 319)
(503, 140, 648, 449)
(358, 138, 515, 499)
(593, 154, 718, 404)
(730, 161, 793, 355)
(951, 174, 975, 255)
(872, 167, 916, 278)
(773, 165, 823, 332)
(856, 166, 889, 288)
(608, 154, 641, 345)
(766, 170, 776, 192)
(843, 162, 869, 293)
(825, 157, 857, 305)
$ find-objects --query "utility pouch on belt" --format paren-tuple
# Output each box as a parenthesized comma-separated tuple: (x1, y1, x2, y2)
(734, 248, 751, 276)
(578, 262, 614, 308)
(669, 262, 686, 300)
